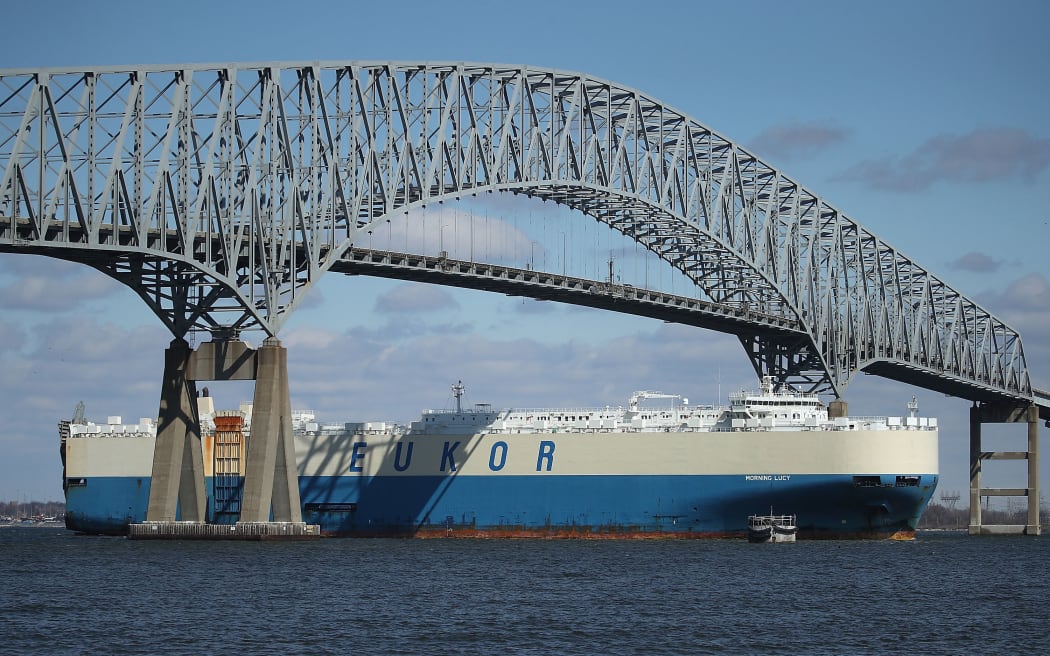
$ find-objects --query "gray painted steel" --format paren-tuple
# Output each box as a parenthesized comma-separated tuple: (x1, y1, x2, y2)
(0, 62, 1040, 405)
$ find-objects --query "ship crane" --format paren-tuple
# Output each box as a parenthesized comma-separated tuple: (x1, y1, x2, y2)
(629, 391, 687, 411)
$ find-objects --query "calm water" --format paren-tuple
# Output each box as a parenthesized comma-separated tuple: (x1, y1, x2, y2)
(2, 527, 1049, 655)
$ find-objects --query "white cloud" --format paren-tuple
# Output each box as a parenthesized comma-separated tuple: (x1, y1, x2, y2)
(366, 204, 535, 262)
(992, 273, 1050, 315)
(749, 120, 849, 161)
(279, 319, 753, 424)
(0, 263, 121, 311)
(977, 273, 1050, 385)
(949, 251, 1004, 273)
(838, 127, 1050, 192)
(281, 326, 343, 351)
(0, 316, 172, 500)
(512, 298, 558, 315)
(375, 283, 460, 314)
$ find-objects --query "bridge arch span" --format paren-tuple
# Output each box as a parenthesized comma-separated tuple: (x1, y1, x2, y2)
(363, 182, 800, 312)
(357, 182, 816, 387)
(8, 232, 291, 338)
(0, 61, 1033, 401)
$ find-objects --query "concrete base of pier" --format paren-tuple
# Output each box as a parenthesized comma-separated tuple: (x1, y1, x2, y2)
(128, 521, 320, 541)
(967, 524, 1039, 536)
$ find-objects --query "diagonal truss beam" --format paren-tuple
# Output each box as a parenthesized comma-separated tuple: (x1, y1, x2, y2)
(0, 62, 1035, 403)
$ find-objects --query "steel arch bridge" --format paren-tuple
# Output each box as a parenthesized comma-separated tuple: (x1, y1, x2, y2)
(0, 61, 1039, 405)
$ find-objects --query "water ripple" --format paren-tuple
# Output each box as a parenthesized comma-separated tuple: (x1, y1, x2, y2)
(2, 529, 1050, 655)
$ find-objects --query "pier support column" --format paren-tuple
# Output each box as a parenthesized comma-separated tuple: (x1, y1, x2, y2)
(146, 339, 207, 522)
(1027, 405, 1040, 535)
(968, 405, 982, 533)
(828, 399, 848, 419)
(239, 338, 302, 523)
(967, 401, 1040, 536)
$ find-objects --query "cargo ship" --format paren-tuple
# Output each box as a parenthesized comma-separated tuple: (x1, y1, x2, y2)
(60, 378, 938, 539)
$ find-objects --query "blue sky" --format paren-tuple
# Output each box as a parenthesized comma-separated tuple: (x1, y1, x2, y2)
(1, 0, 1048, 505)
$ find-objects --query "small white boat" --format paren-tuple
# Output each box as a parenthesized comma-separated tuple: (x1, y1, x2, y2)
(747, 513, 797, 543)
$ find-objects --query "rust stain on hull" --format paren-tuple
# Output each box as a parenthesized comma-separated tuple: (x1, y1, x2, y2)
(319, 526, 915, 540)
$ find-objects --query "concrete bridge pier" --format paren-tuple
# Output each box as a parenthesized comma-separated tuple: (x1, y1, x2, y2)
(136, 336, 312, 539)
(239, 338, 302, 524)
(145, 339, 207, 522)
(828, 399, 848, 419)
(968, 402, 1040, 536)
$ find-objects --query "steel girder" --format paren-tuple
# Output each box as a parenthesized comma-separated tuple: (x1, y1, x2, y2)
(0, 62, 1033, 400)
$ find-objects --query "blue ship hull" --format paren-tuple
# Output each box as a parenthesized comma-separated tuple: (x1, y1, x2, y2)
(65, 472, 937, 539)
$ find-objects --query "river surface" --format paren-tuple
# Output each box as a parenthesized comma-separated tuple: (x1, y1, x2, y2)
(2, 527, 1048, 655)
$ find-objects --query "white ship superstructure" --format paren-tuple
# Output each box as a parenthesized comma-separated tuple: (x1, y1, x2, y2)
(410, 377, 934, 435)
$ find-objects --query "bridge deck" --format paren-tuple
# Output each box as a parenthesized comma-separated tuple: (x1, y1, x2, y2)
(333, 248, 805, 339)
(1034, 388, 1050, 421)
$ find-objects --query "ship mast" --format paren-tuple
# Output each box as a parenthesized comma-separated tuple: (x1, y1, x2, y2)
(452, 381, 465, 413)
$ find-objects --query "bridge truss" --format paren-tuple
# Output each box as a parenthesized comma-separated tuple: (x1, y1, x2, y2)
(0, 62, 1036, 403)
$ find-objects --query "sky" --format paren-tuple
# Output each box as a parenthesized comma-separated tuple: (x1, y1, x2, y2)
(1, 0, 1048, 506)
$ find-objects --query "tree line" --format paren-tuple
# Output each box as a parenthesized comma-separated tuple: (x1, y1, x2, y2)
(0, 500, 65, 519)
(918, 501, 1050, 529)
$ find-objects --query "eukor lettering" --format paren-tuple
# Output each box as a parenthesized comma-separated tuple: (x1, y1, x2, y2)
(441, 441, 461, 472)
(536, 440, 556, 472)
(349, 442, 367, 472)
(347, 439, 560, 474)
(489, 441, 508, 471)
(393, 441, 414, 472)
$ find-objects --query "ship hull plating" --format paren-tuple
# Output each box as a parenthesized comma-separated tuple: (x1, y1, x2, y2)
(64, 471, 937, 539)
(63, 394, 939, 539)
(300, 472, 935, 539)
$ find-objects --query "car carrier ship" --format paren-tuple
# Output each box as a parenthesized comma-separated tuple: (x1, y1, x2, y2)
(60, 378, 938, 539)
